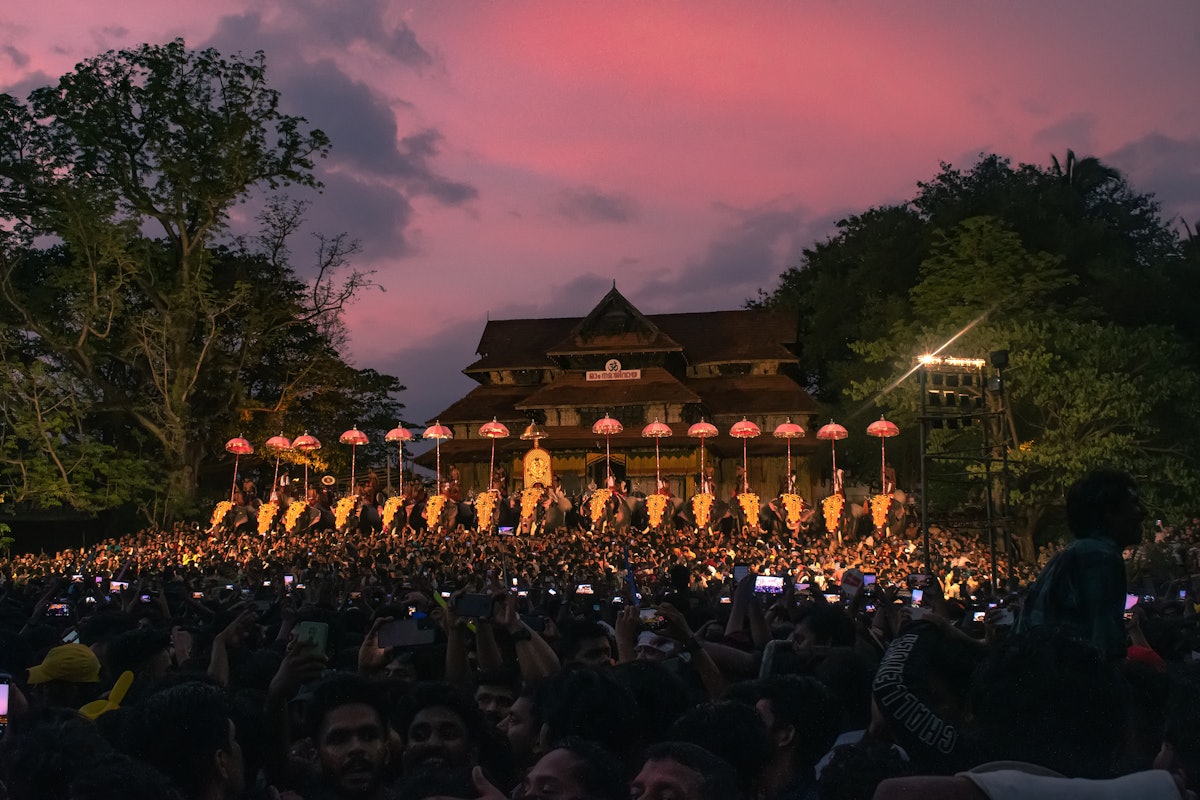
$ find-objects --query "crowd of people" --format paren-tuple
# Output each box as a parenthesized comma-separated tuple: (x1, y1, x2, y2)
(2, 469, 1200, 798)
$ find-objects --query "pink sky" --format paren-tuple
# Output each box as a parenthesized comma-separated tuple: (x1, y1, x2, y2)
(3, 1, 1199, 428)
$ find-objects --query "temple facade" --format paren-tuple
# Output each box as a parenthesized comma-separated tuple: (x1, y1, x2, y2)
(420, 287, 823, 500)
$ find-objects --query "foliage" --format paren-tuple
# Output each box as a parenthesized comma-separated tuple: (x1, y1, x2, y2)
(0, 40, 402, 521)
(758, 151, 1200, 545)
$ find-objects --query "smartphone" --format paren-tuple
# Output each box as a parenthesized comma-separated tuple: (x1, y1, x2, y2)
(1180, 589, 1189, 602)
(973, 610, 987, 623)
(192, 591, 204, 599)
(296, 621, 329, 652)
(263, 580, 272, 587)
(611, 596, 625, 604)
(377, 619, 436, 649)
(863, 572, 877, 585)
(46, 602, 71, 617)
(1124, 593, 1139, 620)
(719, 595, 732, 604)
(454, 593, 496, 620)
(575, 584, 594, 595)
(110, 581, 129, 593)
(865, 602, 877, 614)
(0, 675, 9, 739)
(639, 607, 665, 629)
(911, 588, 924, 607)
(754, 575, 784, 595)
(733, 565, 750, 582)
(284, 574, 294, 588)
(823, 592, 842, 605)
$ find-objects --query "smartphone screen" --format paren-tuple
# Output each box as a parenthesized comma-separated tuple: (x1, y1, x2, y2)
(863, 572, 877, 585)
(575, 584, 594, 595)
(296, 621, 329, 652)
(911, 588, 924, 606)
(754, 575, 784, 594)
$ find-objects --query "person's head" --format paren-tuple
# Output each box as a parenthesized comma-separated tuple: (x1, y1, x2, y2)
(516, 737, 627, 800)
(559, 620, 613, 668)
(667, 701, 768, 795)
(26, 643, 102, 708)
(500, 687, 542, 770)
(793, 603, 856, 650)
(534, 667, 640, 765)
(123, 681, 245, 800)
(305, 674, 391, 797)
(105, 628, 172, 680)
(751, 675, 840, 774)
(1066, 469, 1145, 546)
(395, 681, 486, 774)
(474, 669, 519, 726)
(631, 741, 744, 800)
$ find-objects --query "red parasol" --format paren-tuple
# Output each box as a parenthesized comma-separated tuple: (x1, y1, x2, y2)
(478, 418, 510, 493)
(816, 420, 848, 490)
(264, 432, 292, 495)
(773, 418, 806, 490)
(866, 415, 900, 493)
(423, 421, 453, 491)
(292, 432, 322, 496)
(339, 426, 369, 490)
(385, 425, 413, 489)
(641, 419, 673, 490)
(688, 419, 718, 493)
(224, 436, 253, 503)
(729, 418, 761, 493)
(592, 414, 624, 486)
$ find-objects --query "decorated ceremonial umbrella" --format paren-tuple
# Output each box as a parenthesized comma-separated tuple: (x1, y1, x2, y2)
(224, 436, 253, 503)
(385, 425, 413, 487)
(641, 419, 673, 489)
(422, 421, 453, 490)
(816, 420, 849, 483)
(479, 418, 510, 491)
(729, 418, 761, 493)
(866, 415, 900, 492)
(773, 418, 806, 489)
(339, 426, 369, 490)
(264, 432, 292, 493)
(592, 414, 624, 486)
(687, 419, 718, 493)
(292, 432, 322, 495)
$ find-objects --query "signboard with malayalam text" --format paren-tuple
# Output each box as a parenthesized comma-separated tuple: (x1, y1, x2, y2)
(586, 358, 641, 381)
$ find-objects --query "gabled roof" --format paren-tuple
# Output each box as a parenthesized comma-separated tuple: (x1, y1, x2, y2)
(515, 366, 701, 409)
(429, 384, 533, 425)
(464, 317, 576, 374)
(653, 309, 798, 363)
(687, 374, 819, 416)
(545, 286, 683, 357)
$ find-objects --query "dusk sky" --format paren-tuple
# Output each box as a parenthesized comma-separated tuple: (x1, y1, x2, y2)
(3, 1, 1199, 434)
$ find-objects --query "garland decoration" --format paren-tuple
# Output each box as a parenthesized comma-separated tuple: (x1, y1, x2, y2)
(283, 501, 307, 533)
(871, 494, 892, 530)
(474, 491, 497, 530)
(646, 493, 670, 529)
(780, 493, 804, 525)
(334, 496, 357, 531)
(589, 489, 613, 524)
(520, 487, 542, 521)
(691, 493, 714, 528)
(210, 501, 233, 530)
(257, 501, 279, 534)
(423, 494, 445, 528)
(737, 492, 760, 526)
(822, 494, 844, 533)
(381, 496, 404, 530)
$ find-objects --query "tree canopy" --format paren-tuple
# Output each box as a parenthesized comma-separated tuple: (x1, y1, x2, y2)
(0, 40, 403, 521)
(756, 151, 1200, 546)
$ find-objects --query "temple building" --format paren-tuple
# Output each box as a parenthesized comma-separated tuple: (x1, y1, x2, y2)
(419, 286, 823, 499)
